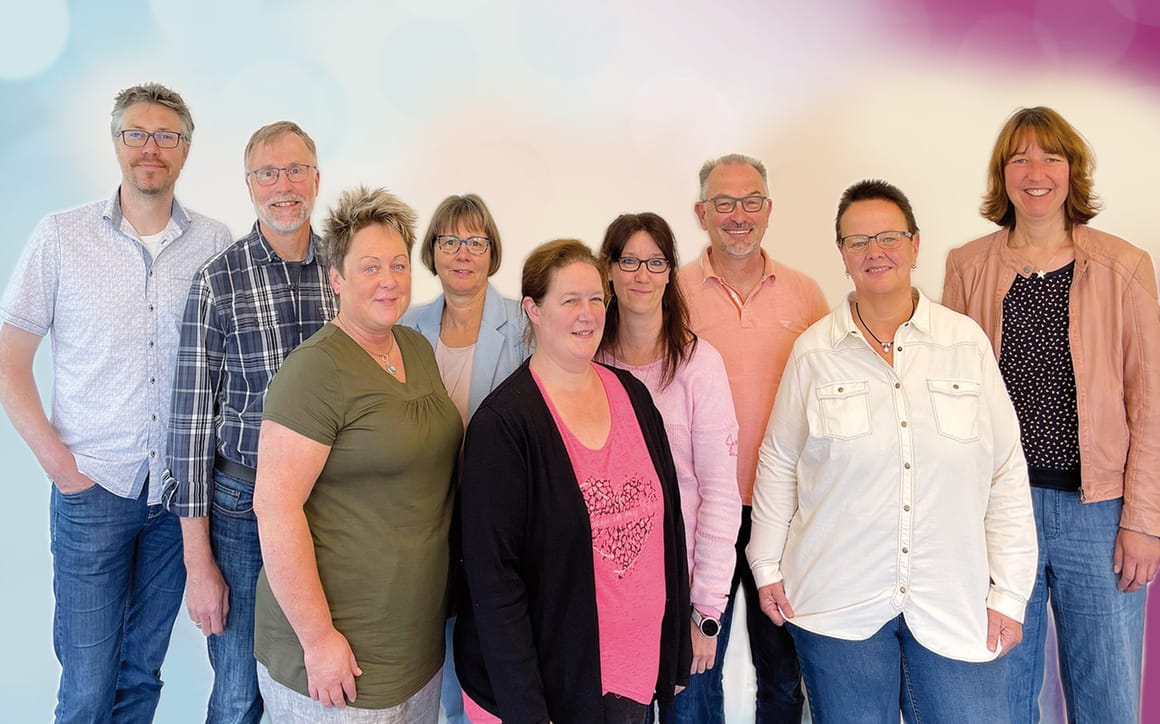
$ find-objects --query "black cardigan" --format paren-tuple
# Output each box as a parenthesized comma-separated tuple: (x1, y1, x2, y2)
(454, 361, 691, 724)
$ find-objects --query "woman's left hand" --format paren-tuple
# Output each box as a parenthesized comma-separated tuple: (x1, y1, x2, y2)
(304, 627, 363, 707)
(690, 619, 717, 675)
(985, 609, 1022, 657)
(1113, 528, 1160, 593)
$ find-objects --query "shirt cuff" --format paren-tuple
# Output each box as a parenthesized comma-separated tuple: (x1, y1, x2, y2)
(986, 586, 1028, 624)
(160, 468, 211, 517)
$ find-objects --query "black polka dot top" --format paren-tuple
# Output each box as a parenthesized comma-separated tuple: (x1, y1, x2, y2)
(998, 262, 1081, 491)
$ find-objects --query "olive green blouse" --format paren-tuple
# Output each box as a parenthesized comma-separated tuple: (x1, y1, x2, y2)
(255, 323, 462, 708)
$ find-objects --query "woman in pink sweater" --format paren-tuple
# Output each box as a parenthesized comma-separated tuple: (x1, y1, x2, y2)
(597, 212, 742, 723)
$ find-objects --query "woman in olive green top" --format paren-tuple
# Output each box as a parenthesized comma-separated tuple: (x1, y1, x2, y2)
(253, 186, 463, 722)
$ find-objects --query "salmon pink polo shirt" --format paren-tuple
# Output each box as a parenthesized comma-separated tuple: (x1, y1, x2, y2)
(678, 247, 828, 505)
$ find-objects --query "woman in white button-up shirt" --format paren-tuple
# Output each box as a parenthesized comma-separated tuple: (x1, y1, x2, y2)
(746, 179, 1037, 723)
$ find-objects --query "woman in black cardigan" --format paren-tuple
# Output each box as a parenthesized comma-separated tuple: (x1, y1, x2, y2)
(455, 239, 691, 724)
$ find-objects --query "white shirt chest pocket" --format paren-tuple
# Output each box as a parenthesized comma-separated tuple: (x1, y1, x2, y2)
(927, 378, 981, 442)
(816, 380, 872, 440)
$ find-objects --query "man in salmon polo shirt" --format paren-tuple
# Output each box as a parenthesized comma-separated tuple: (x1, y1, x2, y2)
(672, 153, 828, 724)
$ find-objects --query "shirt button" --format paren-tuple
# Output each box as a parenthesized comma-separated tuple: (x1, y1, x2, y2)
(902, 547, 909, 554)
(150, 451, 156, 458)
(904, 505, 911, 512)
(901, 421, 908, 428)
(900, 586, 907, 593)
(953, 383, 960, 390)
(896, 346, 902, 352)
(904, 462, 911, 469)
(837, 387, 844, 393)
(148, 304, 154, 312)
(150, 377, 155, 384)
(895, 382, 901, 389)
(151, 414, 157, 421)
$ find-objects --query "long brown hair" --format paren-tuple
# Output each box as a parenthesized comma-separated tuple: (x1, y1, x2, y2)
(598, 212, 695, 389)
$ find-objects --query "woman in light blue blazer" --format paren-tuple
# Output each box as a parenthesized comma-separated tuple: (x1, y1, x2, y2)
(400, 193, 527, 723)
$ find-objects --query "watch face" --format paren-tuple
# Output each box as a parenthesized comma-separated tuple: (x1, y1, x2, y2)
(700, 617, 720, 637)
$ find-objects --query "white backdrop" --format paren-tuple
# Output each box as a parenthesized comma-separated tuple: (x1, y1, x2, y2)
(1, 1, 1158, 721)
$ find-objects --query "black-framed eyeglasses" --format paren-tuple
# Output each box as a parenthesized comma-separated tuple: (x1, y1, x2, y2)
(247, 163, 316, 186)
(435, 235, 491, 256)
(616, 256, 670, 273)
(703, 194, 768, 214)
(119, 129, 184, 149)
(839, 230, 913, 252)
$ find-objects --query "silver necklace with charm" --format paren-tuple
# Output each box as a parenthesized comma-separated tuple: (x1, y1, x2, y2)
(378, 333, 399, 376)
(1021, 252, 1058, 279)
(335, 314, 398, 375)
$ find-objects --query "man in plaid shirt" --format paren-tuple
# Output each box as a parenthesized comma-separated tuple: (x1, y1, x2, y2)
(162, 121, 337, 723)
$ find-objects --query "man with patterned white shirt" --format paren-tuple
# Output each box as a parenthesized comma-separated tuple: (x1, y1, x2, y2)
(162, 120, 336, 724)
(0, 82, 231, 723)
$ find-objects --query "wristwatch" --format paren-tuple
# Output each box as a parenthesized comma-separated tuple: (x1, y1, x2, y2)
(692, 608, 720, 638)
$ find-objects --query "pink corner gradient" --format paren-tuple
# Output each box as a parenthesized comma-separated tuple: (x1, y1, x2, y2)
(885, 0, 1160, 81)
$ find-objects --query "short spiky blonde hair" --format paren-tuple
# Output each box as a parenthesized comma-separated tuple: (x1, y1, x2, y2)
(320, 185, 417, 271)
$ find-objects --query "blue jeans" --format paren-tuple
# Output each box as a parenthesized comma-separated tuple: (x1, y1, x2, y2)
(1006, 489, 1145, 723)
(50, 481, 186, 724)
(659, 506, 802, 724)
(206, 470, 264, 723)
(440, 617, 468, 723)
(789, 615, 1006, 723)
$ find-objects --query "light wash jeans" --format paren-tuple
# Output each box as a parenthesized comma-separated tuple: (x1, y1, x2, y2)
(1005, 489, 1145, 723)
(50, 482, 186, 723)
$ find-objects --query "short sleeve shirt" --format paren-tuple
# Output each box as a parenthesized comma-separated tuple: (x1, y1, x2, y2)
(254, 323, 463, 708)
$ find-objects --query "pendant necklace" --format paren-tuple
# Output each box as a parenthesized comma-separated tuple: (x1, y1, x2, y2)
(855, 298, 916, 353)
(1021, 252, 1058, 279)
(336, 314, 398, 375)
(379, 334, 399, 376)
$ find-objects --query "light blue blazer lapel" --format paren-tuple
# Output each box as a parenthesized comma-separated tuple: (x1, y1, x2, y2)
(468, 285, 514, 419)
(401, 295, 444, 351)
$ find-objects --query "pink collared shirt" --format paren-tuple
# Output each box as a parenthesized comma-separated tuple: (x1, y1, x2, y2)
(678, 248, 828, 505)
